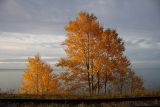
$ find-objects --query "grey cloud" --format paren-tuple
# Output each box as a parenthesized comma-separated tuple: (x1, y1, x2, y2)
(126, 38, 152, 48)
(40, 42, 63, 48)
(0, 0, 159, 69)
(1, 0, 160, 34)
(0, 56, 59, 62)
(0, 0, 75, 34)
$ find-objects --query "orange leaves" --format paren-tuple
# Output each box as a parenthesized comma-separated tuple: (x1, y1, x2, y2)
(17, 11, 144, 96)
(58, 11, 144, 95)
(19, 54, 60, 95)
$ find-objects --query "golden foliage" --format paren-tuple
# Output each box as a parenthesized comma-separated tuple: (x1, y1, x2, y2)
(19, 54, 60, 95)
(57, 11, 144, 95)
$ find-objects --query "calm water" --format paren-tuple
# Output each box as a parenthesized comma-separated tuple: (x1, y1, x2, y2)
(0, 68, 160, 92)
(134, 68, 160, 90)
(0, 69, 23, 92)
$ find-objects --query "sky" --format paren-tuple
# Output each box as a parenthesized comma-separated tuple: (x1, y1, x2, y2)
(0, 0, 160, 91)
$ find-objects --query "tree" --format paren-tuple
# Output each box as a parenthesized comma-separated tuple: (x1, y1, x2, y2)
(97, 29, 125, 94)
(57, 11, 144, 95)
(126, 70, 144, 94)
(19, 54, 60, 95)
(57, 11, 103, 95)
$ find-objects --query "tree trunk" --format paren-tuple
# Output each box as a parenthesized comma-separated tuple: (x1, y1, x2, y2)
(87, 71, 91, 96)
(104, 76, 107, 94)
(87, 60, 91, 95)
(97, 71, 100, 94)
(91, 60, 94, 95)
(87, 33, 91, 96)
(91, 74, 94, 95)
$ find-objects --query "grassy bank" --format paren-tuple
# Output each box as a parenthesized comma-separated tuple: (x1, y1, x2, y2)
(0, 90, 160, 107)
(0, 90, 160, 99)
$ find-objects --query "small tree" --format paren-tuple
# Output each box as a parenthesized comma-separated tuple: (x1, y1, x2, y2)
(19, 54, 60, 95)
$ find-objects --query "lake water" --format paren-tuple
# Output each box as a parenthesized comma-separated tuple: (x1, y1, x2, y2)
(0, 68, 160, 92)
(134, 68, 160, 90)
(0, 69, 23, 92)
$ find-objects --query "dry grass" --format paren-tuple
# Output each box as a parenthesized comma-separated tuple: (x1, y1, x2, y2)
(0, 90, 160, 107)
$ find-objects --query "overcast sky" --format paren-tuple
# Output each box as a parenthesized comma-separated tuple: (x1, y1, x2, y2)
(0, 0, 160, 90)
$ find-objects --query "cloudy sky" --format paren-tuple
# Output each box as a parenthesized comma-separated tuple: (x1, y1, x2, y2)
(0, 0, 160, 91)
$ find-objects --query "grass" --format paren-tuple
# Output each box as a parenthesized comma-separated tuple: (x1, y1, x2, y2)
(0, 90, 160, 107)
(1, 101, 160, 107)
(0, 90, 160, 99)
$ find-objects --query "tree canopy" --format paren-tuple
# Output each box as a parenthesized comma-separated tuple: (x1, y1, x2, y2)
(19, 54, 60, 95)
(57, 11, 144, 95)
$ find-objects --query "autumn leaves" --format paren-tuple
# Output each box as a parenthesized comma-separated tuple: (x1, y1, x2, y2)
(19, 54, 60, 95)
(19, 11, 144, 96)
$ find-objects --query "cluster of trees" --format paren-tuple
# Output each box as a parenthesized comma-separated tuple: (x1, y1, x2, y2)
(19, 11, 144, 96)
(19, 54, 60, 95)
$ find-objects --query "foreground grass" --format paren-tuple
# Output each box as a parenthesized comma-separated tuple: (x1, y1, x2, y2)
(0, 90, 160, 107)
(1, 100, 160, 107)
(0, 90, 160, 99)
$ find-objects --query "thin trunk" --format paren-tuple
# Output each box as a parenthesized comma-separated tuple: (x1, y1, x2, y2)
(46, 75, 49, 94)
(91, 74, 94, 95)
(97, 71, 100, 94)
(36, 73, 38, 95)
(87, 33, 91, 96)
(87, 55, 91, 95)
(120, 83, 123, 95)
(104, 75, 107, 94)
(91, 60, 94, 95)
(87, 70, 91, 96)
